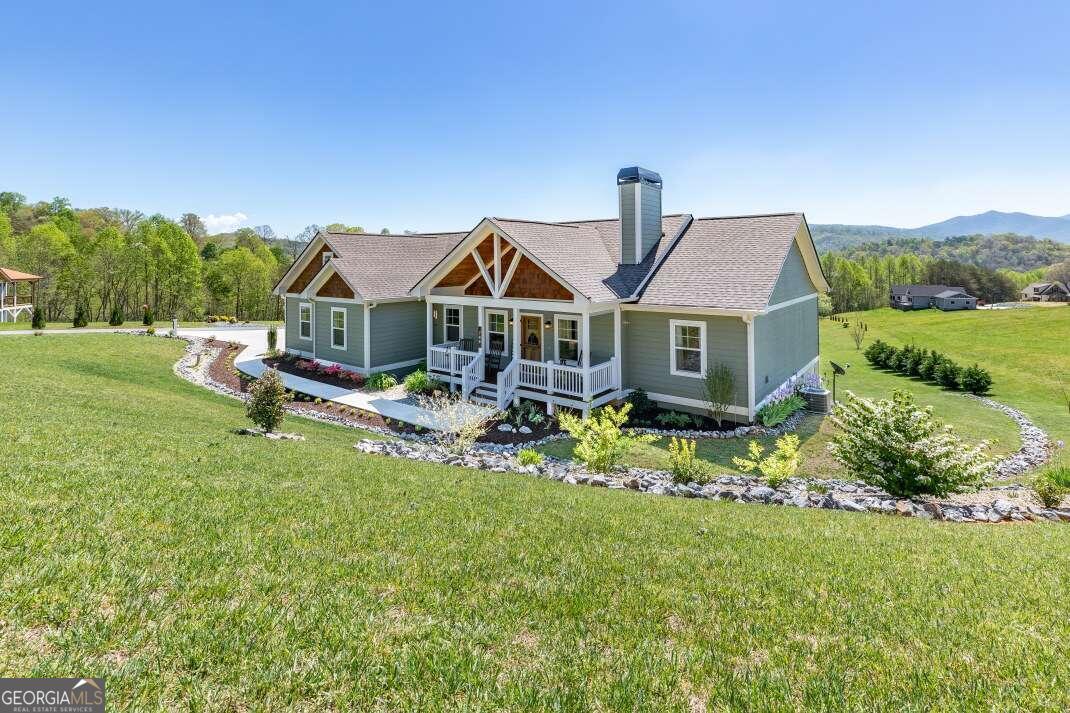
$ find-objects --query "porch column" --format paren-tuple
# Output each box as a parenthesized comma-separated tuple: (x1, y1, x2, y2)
(477, 305, 485, 351)
(613, 307, 622, 390)
(511, 307, 520, 360)
(581, 311, 591, 402)
(425, 299, 433, 353)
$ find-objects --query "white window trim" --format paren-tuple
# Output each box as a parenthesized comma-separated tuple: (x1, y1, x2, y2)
(486, 309, 509, 356)
(669, 319, 706, 379)
(554, 314, 580, 364)
(298, 302, 313, 341)
(444, 305, 463, 343)
(330, 306, 347, 350)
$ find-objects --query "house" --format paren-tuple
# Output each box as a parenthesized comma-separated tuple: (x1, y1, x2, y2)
(1021, 281, 1069, 302)
(273, 167, 829, 422)
(890, 285, 977, 311)
(0, 267, 42, 322)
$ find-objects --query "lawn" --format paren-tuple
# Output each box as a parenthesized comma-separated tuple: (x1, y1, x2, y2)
(542, 307, 1044, 477)
(3, 334, 1070, 709)
(0, 319, 280, 331)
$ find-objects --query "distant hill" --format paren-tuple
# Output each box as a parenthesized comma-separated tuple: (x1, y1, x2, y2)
(827, 233, 1070, 272)
(813, 210, 1070, 251)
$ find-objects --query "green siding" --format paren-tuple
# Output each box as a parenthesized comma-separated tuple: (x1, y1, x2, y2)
(622, 310, 748, 409)
(313, 299, 364, 369)
(769, 241, 817, 304)
(619, 183, 636, 264)
(753, 298, 819, 403)
(370, 300, 426, 368)
(589, 312, 614, 363)
(284, 296, 313, 354)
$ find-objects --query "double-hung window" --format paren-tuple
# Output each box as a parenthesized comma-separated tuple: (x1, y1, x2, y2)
(487, 311, 507, 354)
(555, 316, 579, 363)
(330, 307, 347, 349)
(298, 303, 312, 340)
(670, 319, 706, 377)
(444, 306, 461, 343)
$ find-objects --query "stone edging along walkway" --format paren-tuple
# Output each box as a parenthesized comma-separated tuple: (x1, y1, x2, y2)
(168, 334, 1063, 524)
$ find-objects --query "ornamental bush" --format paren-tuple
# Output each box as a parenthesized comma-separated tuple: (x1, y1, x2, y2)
(828, 390, 992, 498)
(756, 394, 806, 427)
(959, 364, 993, 395)
(403, 369, 439, 395)
(246, 368, 286, 432)
(624, 388, 658, 425)
(108, 305, 124, 326)
(266, 324, 278, 352)
(72, 304, 88, 328)
(732, 434, 801, 488)
(517, 448, 544, 467)
(557, 403, 656, 473)
(366, 372, 399, 391)
(918, 351, 946, 381)
(31, 306, 45, 330)
(935, 361, 962, 390)
(142, 307, 154, 326)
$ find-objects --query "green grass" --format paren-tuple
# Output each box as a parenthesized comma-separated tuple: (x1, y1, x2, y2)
(0, 319, 280, 331)
(3, 334, 1070, 709)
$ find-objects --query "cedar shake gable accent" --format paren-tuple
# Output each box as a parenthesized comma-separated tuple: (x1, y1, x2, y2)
(316, 272, 355, 299)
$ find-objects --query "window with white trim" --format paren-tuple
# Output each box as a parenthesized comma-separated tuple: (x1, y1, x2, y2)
(670, 319, 706, 377)
(298, 303, 312, 340)
(330, 307, 347, 349)
(444, 306, 461, 343)
(556, 316, 579, 363)
(487, 311, 507, 354)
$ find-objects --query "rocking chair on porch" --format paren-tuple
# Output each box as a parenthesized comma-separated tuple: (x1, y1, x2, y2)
(484, 347, 504, 382)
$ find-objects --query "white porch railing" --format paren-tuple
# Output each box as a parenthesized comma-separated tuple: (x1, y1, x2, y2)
(461, 350, 484, 400)
(428, 343, 481, 376)
(514, 357, 617, 399)
(588, 358, 616, 394)
(496, 359, 518, 410)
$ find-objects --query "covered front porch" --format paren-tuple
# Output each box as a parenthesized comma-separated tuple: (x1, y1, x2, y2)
(425, 297, 621, 414)
(0, 268, 42, 323)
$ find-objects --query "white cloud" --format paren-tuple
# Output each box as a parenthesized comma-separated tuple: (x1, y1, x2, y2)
(203, 212, 249, 233)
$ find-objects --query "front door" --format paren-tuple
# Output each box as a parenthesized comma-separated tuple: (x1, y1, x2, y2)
(521, 315, 542, 361)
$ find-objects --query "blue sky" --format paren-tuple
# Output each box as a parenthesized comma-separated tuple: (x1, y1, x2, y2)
(3, 1, 1070, 237)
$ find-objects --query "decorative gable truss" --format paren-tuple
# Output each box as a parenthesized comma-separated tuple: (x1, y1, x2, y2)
(415, 220, 578, 302)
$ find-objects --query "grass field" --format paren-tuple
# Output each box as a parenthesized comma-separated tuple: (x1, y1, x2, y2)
(3, 334, 1070, 709)
(0, 319, 280, 331)
(542, 307, 1055, 477)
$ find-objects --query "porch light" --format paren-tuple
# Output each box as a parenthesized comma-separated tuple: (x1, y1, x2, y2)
(544, 320, 552, 329)
(432, 309, 438, 319)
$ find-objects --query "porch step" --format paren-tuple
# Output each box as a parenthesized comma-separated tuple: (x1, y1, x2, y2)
(468, 384, 499, 407)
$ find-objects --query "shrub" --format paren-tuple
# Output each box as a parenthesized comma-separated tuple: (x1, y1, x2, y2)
(864, 339, 890, 366)
(935, 361, 962, 390)
(667, 437, 714, 484)
(1034, 466, 1070, 507)
(732, 434, 801, 488)
(918, 351, 945, 381)
(72, 304, 88, 328)
(879, 345, 900, 369)
(31, 306, 45, 330)
(828, 390, 992, 497)
(703, 363, 736, 427)
(625, 388, 658, 425)
(557, 403, 656, 473)
(246, 368, 286, 432)
(366, 372, 399, 391)
(266, 325, 278, 352)
(906, 348, 927, 377)
(655, 410, 692, 429)
(417, 391, 496, 454)
(403, 369, 439, 395)
(146, 326, 156, 336)
(891, 345, 916, 374)
(108, 305, 124, 326)
(959, 364, 993, 395)
(756, 394, 806, 427)
(517, 448, 544, 467)
(142, 307, 154, 326)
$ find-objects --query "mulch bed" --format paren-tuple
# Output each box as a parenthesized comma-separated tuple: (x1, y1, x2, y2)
(263, 355, 365, 390)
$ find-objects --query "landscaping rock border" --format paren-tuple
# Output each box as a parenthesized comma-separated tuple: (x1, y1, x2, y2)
(355, 438, 1070, 525)
(966, 395, 1054, 478)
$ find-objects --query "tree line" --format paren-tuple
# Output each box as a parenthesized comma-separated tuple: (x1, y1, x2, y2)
(0, 192, 292, 322)
(826, 232, 1070, 272)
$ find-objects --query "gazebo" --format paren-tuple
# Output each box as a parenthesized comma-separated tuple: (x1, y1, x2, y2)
(0, 267, 42, 322)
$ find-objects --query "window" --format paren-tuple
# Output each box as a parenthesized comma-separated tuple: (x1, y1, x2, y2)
(330, 307, 347, 349)
(555, 316, 579, 363)
(298, 303, 312, 340)
(487, 311, 507, 354)
(444, 306, 461, 343)
(670, 319, 706, 378)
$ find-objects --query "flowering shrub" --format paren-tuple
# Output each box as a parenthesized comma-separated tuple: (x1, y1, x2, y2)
(756, 381, 807, 427)
(828, 390, 992, 497)
(799, 372, 825, 392)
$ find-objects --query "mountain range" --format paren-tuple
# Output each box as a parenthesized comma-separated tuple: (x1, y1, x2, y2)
(812, 210, 1070, 251)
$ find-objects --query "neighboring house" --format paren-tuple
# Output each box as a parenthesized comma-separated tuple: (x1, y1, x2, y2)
(1021, 281, 1069, 302)
(273, 167, 829, 422)
(890, 285, 977, 311)
(0, 267, 42, 322)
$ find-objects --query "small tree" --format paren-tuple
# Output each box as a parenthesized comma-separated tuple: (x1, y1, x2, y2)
(246, 368, 286, 432)
(142, 305, 154, 326)
(732, 434, 801, 488)
(959, 364, 993, 395)
(828, 390, 992, 497)
(703, 363, 736, 427)
(108, 305, 124, 326)
(935, 361, 962, 390)
(31, 306, 45, 330)
(72, 304, 88, 328)
(557, 403, 656, 473)
(266, 324, 278, 353)
(849, 321, 866, 350)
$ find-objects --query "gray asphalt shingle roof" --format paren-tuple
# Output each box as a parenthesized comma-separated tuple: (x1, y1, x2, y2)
(321, 231, 467, 300)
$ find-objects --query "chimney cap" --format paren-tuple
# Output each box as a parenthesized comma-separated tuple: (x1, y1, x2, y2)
(616, 166, 662, 187)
